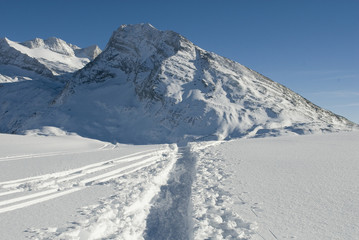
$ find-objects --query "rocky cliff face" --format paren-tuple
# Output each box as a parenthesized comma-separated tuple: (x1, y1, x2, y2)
(0, 24, 357, 143)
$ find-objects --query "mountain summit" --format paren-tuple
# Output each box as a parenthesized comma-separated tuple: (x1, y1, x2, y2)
(0, 24, 357, 143)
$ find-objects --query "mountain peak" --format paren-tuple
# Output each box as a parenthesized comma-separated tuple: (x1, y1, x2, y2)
(21, 38, 45, 48)
(0, 37, 12, 46)
(21, 37, 80, 56)
(43, 37, 78, 56)
(1, 24, 356, 144)
(117, 23, 157, 31)
(1, 36, 97, 79)
(105, 23, 184, 55)
(74, 45, 102, 60)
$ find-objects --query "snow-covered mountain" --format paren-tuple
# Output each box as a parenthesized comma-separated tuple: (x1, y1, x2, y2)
(0, 24, 357, 143)
(0, 37, 101, 82)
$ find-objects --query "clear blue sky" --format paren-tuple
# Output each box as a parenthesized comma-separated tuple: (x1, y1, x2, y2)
(1, 0, 358, 123)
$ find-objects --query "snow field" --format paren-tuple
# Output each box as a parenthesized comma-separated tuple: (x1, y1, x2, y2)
(216, 132, 359, 240)
(0, 133, 178, 239)
(190, 142, 256, 239)
(1, 131, 358, 239)
(0, 149, 168, 214)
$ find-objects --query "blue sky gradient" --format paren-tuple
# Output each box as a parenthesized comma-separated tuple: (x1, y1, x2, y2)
(1, 0, 358, 123)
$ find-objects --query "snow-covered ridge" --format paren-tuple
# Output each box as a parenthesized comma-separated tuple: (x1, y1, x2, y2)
(0, 36, 101, 82)
(0, 38, 54, 79)
(74, 45, 102, 60)
(21, 37, 101, 60)
(0, 24, 358, 143)
(21, 37, 78, 56)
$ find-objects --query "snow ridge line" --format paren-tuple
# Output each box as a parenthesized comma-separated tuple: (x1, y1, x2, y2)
(0, 149, 169, 214)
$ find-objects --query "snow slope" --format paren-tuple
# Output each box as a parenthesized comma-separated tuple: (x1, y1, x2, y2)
(0, 37, 101, 134)
(0, 131, 358, 239)
(0, 37, 101, 83)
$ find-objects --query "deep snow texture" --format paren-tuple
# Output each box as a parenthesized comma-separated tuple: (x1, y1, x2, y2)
(0, 23, 357, 143)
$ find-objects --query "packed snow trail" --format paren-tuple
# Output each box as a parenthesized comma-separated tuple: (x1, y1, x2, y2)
(145, 146, 196, 239)
(145, 142, 255, 240)
(20, 140, 256, 240)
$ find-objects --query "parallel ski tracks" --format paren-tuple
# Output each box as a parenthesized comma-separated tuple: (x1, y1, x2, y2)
(0, 143, 114, 163)
(0, 148, 168, 214)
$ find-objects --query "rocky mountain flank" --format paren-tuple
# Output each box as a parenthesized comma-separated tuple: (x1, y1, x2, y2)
(0, 24, 357, 143)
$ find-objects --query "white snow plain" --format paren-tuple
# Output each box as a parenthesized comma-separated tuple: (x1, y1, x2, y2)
(0, 130, 358, 239)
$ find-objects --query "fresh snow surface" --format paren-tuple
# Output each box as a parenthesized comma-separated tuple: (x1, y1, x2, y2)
(0, 131, 358, 239)
(216, 132, 359, 240)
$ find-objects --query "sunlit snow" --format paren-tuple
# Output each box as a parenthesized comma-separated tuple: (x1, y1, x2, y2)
(0, 23, 358, 240)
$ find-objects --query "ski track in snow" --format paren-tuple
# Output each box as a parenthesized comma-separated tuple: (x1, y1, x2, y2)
(0, 142, 113, 163)
(0, 147, 170, 214)
(25, 144, 179, 240)
(2, 140, 257, 239)
(0, 143, 116, 162)
(0, 148, 159, 188)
